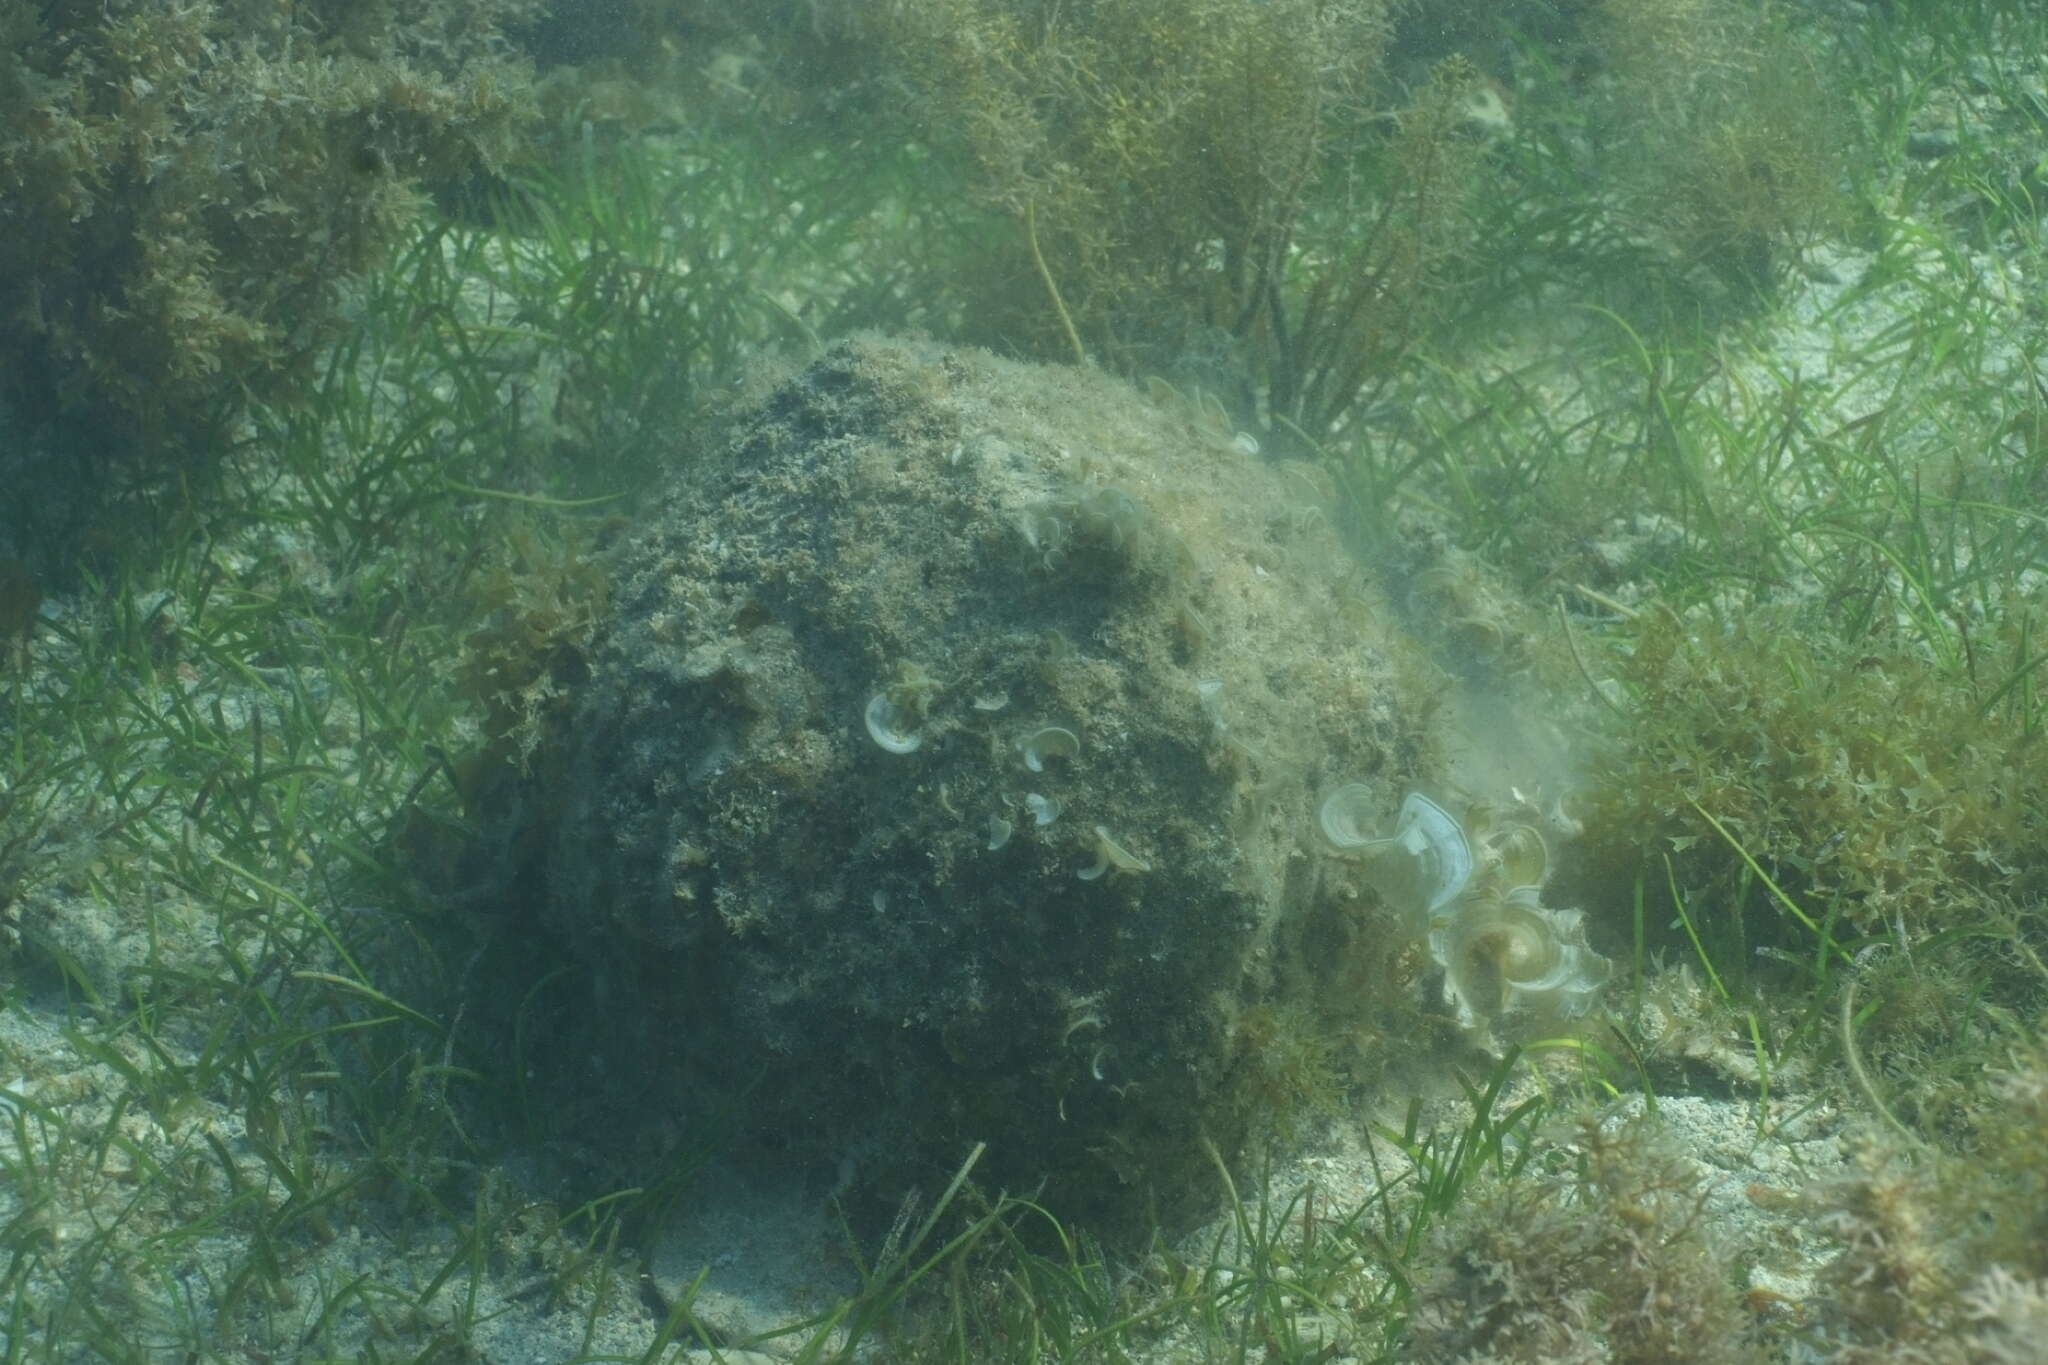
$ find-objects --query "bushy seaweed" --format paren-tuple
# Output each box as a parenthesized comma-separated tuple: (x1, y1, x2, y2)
(1807, 1028, 2048, 1361)
(1408, 1109, 1760, 1363)
(860, 0, 1492, 444)
(1593, 0, 1847, 295)
(1563, 602, 2048, 965)
(0, 0, 537, 481)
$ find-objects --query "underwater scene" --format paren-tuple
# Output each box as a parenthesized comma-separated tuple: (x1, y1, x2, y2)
(2, 1, 2046, 1359)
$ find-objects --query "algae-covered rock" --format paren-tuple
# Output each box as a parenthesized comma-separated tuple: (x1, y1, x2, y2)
(520, 335, 1441, 1233)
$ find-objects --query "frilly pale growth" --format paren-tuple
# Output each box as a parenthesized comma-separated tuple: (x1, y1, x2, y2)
(1018, 725, 1081, 772)
(864, 660, 945, 753)
(1320, 788, 1473, 925)
(1323, 789, 1611, 1036)
(864, 690, 925, 754)
(1436, 886, 1611, 1032)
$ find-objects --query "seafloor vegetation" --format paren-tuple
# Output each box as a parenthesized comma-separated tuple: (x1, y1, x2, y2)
(1, 0, 2045, 1359)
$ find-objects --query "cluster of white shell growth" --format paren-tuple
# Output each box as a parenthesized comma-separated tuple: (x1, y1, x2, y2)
(1319, 789, 1611, 1037)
